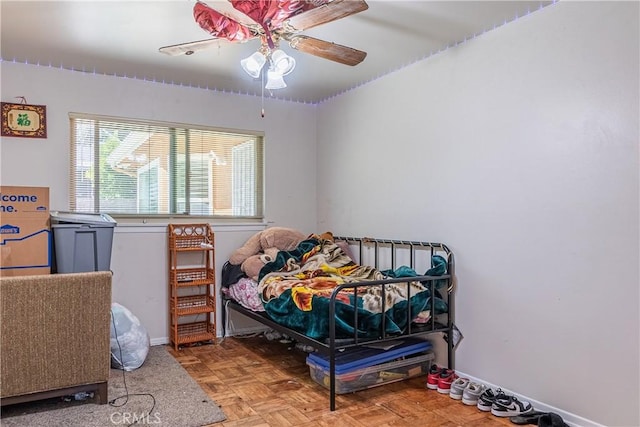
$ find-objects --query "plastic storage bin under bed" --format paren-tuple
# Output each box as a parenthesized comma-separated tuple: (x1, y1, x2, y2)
(306, 337, 434, 394)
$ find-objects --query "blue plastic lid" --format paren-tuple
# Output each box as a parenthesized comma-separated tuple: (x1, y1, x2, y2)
(307, 337, 432, 374)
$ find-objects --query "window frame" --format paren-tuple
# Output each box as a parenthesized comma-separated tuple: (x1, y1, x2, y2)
(69, 112, 265, 222)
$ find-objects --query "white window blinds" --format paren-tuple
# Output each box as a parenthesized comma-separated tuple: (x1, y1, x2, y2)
(69, 113, 264, 219)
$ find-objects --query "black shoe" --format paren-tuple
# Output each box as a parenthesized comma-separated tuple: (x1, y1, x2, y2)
(538, 413, 569, 427)
(477, 388, 508, 411)
(510, 411, 547, 425)
(491, 395, 534, 417)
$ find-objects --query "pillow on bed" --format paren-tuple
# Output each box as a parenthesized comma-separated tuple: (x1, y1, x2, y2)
(227, 277, 264, 312)
(221, 261, 245, 287)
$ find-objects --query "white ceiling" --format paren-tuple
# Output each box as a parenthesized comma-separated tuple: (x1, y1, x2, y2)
(1, 0, 553, 103)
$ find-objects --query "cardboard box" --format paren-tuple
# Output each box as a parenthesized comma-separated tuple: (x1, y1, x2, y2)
(0, 186, 51, 276)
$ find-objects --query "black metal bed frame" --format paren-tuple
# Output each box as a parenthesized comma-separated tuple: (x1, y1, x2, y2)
(221, 236, 455, 411)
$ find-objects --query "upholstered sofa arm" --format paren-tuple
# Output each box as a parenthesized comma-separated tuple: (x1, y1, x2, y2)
(1, 271, 112, 404)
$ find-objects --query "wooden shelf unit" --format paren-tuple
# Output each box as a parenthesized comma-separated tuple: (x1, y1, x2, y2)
(168, 223, 216, 351)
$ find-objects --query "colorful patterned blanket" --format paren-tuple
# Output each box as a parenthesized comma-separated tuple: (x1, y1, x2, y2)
(257, 236, 448, 340)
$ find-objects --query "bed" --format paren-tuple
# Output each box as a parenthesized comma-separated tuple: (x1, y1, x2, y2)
(221, 234, 455, 411)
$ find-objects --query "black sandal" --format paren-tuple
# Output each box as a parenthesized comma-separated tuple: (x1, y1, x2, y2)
(538, 413, 569, 427)
(509, 411, 547, 425)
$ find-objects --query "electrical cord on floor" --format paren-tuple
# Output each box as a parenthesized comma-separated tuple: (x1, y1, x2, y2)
(109, 309, 156, 427)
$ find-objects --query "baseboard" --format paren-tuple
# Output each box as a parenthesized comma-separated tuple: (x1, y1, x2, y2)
(149, 325, 269, 347)
(455, 370, 606, 427)
(150, 337, 169, 346)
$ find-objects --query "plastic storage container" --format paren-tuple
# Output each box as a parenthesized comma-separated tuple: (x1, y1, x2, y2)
(307, 351, 434, 394)
(50, 212, 116, 273)
(307, 337, 432, 372)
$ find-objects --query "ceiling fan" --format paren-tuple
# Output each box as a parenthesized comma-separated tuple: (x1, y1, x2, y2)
(159, 0, 369, 86)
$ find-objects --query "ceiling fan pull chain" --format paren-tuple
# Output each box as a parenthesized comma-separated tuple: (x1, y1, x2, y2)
(261, 68, 265, 118)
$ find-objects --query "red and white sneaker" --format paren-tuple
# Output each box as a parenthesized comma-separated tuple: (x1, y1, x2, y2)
(437, 371, 458, 394)
(426, 364, 443, 390)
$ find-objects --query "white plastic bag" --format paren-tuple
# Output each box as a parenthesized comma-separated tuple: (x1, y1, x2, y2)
(110, 302, 150, 371)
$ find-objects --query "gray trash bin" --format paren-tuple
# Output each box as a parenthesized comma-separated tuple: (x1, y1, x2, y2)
(50, 211, 117, 273)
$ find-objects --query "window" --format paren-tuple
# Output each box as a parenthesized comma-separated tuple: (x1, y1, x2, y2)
(69, 113, 264, 219)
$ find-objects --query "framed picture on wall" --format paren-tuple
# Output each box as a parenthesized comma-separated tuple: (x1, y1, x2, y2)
(1, 102, 47, 138)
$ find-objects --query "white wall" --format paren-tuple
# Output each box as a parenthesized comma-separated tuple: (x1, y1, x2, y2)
(0, 63, 318, 343)
(316, 2, 639, 427)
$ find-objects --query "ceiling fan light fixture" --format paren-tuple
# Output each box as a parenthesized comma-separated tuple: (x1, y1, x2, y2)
(270, 49, 296, 76)
(240, 51, 267, 78)
(265, 68, 287, 90)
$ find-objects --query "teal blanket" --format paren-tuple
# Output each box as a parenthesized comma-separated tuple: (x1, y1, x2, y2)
(258, 236, 448, 340)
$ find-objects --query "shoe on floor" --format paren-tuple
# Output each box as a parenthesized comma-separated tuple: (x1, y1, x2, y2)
(437, 371, 458, 394)
(461, 381, 486, 406)
(477, 388, 508, 412)
(538, 413, 569, 427)
(449, 377, 469, 400)
(491, 395, 534, 417)
(509, 410, 547, 425)
(426, 364, 443, 390)
(510, 411, 569, 426)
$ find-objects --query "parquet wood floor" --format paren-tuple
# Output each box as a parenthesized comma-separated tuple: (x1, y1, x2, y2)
(168, 336, 514, 427)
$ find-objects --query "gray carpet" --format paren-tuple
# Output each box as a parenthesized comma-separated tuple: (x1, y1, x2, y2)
(1, 345, 226, 426)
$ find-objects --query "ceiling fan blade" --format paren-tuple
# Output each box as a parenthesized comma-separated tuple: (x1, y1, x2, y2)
(194, 2, 260, 42)
(159, 38, 229, 56)
(284, 0, 368, 32)
(287, 35, 366, 66)
(206, 1, 261, 30)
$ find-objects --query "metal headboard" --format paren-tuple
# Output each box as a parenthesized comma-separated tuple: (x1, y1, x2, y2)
(334, 236, 454, 286)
